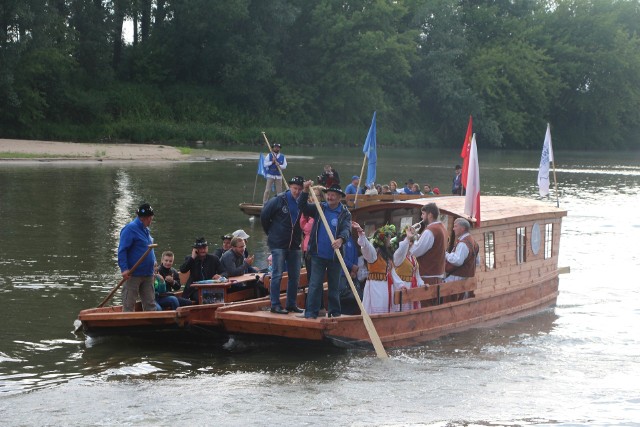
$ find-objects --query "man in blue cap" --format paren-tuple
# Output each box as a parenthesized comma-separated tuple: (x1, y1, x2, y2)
(260, 175, 305, 314)
(345, 176, 361, 195)
(117, 203, 157, 312)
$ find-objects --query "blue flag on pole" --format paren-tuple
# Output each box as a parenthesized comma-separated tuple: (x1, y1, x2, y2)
(362, 111, 377, 187)
(257, 153, 266, 177)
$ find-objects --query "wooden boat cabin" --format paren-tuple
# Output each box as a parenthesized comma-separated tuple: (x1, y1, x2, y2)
(216, 195, 567, 349)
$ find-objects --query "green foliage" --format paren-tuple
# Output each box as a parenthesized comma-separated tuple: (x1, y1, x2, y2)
(2, 0, 640, 150)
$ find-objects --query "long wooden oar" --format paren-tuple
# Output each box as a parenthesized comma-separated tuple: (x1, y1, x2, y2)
(261, 131, 289, 190)
(308, 187, 388, 358)
(98, 244, 158, 308)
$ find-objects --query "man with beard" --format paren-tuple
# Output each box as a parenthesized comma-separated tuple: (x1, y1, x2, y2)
(262, 143, 287, 204)
(406, 202, 447, 287)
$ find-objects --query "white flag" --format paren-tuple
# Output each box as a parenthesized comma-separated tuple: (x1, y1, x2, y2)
(537, 123, 554, 197)
(464, 134, 481, 226)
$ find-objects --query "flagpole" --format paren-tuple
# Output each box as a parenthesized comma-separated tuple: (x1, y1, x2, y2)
(549, 126, 559, 207)
(353, 155, 367, 207)
(251, 173, 259, 203)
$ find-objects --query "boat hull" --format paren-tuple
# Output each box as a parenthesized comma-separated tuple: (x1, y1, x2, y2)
(77, 303, 227, 340)
(217, 274, 558, 349)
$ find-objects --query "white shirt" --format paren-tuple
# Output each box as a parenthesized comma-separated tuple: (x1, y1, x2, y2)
(263, 153, 287, 179)
(395, 239, 425, 287)
(445, 232, 471, 267)
(445, 232, 471, 283)
(409, 220, 442, 258)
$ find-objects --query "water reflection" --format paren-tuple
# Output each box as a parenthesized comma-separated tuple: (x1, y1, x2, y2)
(1, 149, 639, 424)
(111, 169, 135, 248)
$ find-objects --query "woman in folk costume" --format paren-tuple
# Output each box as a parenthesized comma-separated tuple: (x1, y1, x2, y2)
(392, 226, 426, 309)
(353, 222, 423, 314)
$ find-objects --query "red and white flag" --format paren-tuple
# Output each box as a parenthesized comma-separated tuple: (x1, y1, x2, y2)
(460, 115, 473, 190)
(464, 134, 481, 226)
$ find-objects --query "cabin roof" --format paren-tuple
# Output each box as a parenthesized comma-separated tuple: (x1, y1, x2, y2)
(353, 195, 567, 226)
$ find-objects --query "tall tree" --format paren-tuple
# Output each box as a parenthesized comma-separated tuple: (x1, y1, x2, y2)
(301, 0, 419, 125)
(544, 0, 640, 149)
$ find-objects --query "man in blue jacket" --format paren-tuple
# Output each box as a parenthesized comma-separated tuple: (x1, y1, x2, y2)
(117, 203, 157, 312)
(298, 181, 352, 319)
(261, 175, 305, 314)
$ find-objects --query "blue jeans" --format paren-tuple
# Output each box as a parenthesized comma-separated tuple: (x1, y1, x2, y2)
(156, 295, 179, 310)
(306, 255, 341, 318)
(270, 248, 302, 309)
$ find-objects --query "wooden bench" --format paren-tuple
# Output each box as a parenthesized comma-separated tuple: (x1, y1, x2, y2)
(393, 277, 477, 309)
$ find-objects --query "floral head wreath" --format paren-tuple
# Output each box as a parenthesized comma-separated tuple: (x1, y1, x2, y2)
(389, 225, 410, 251)
(369, 224, 397, 250)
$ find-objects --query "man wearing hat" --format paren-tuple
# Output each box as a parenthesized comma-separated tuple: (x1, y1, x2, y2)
(345, 176, 361, 195)
(298, 180, 352, 318)
(262, 143, 287, 204)
(117, 203, 157, 312)
(213, 234, 233, 259)
(260, 175, 306, 314)
(179, 237, 225, 303)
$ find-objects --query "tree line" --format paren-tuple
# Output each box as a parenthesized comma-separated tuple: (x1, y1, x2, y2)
(2, 0, 640, 149)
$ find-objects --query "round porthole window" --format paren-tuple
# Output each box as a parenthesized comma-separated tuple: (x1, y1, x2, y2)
(531, 222, 541, 255)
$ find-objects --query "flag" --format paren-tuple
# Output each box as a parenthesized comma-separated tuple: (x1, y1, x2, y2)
(537, 123, 554, 197)
(363, 111, 377, 186)
(460, 115, 473, 190)
(257, 152, 266, 177)
(464, 134, 481, 227)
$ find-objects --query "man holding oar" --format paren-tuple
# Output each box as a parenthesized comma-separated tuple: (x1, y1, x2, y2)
(298, 181, 351, 319)
(117, 203, 157, 312)
(262, 143, 287, 204)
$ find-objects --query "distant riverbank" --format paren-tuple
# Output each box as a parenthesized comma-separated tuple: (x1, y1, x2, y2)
(0, 139, 277, 162)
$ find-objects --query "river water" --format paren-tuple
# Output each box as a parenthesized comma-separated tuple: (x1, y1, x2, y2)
(1, 147, 639, 426)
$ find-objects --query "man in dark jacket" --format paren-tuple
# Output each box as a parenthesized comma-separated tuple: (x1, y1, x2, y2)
(179, 237, 225, 303)
(298, 181, 352, 319)
(260, 175, 305, 314)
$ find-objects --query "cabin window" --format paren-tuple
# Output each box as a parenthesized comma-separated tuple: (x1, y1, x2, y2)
(544, 223, 553, 259)
(484, 232, 495, 270)
(516, 227, 526, 264)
